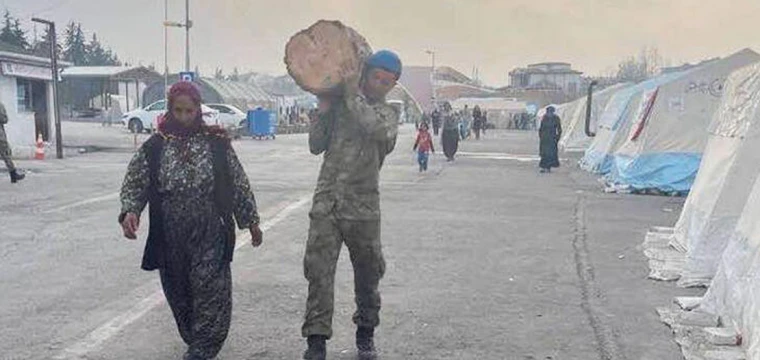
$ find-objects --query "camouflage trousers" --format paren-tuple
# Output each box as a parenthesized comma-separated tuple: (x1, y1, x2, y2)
(302, 214, 386, 339)
(0, 125, 15, 171)
(159, 208, 232, 359)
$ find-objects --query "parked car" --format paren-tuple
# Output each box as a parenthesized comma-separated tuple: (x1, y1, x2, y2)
(205, 104, 247, 129)
(121, 100, 219, 133)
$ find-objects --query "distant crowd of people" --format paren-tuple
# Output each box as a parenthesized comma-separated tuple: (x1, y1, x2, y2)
(282, 106, 313, 126)
(510, 112, 536, 130)
(413, 102, 559, 174)
(413, 102, 490, 171)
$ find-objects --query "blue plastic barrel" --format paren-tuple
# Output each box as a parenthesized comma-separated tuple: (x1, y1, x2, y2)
(247, 108, 275, 139)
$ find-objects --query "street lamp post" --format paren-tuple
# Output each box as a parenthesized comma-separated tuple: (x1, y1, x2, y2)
(164, 0, 193, 82)
(185, 0, 191, 72)
(426, 50, 436, 110)
(164, 0, 168, 103)
(31, 17, 62, 159)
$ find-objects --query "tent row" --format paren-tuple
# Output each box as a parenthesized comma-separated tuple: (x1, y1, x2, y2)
(548, 48, 760, 358)
(557, 48, 760, 194)
(633, 60, 760, 359)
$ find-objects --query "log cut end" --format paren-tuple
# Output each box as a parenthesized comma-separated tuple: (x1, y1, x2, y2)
(285, 20, 373, 95)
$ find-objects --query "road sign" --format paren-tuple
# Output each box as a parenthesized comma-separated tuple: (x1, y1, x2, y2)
(179, 71, 195, 82)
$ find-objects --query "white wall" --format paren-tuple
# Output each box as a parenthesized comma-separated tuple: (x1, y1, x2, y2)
(0, 75, 37, 158)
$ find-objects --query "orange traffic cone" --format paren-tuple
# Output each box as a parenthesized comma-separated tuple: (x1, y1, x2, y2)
(34, 134, 45, 160)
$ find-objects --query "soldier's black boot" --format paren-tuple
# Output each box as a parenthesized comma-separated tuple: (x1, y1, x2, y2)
(356, 327, 377, 359)
(303, 335, 327, 360)
(9, 170, 24, 183)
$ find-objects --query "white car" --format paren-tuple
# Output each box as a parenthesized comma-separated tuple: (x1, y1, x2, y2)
(122, 100, 219, 133)
(206, 104, 247, 129)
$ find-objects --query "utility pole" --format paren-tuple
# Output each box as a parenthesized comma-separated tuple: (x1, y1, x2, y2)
(426, 50, 436, 110)
(32, 18, 62, 159)
(164, 0, 169, 102)
(164, 0, 192, 77)
(185, 0, 191, 72)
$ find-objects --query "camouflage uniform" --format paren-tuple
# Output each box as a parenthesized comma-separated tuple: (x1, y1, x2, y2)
(0, 103, 16, 172)
(302, 91, 399, 339)
(120, 132, 258, 359)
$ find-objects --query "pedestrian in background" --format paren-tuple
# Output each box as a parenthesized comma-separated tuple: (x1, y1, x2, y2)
(431, 107, 441, 136)
(119, 82, 262, 360)
(303, 50, 401, 360)
(0, 102, 24, 183)
(482, 110, 488, 136)
(538, 106, 562, 173)
(413, 121, 435, 172)
(441, 102, 459, 162)
(459, 109, 470, 141)
(472, 105, 483, 140)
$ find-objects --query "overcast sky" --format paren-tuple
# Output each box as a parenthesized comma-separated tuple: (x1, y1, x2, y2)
(6, 0, 760, 85)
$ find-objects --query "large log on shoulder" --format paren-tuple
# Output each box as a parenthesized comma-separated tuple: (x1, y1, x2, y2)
(284, 20, 373, 95)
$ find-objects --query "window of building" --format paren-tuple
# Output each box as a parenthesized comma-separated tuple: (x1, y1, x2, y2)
(17, 79, 33, 112)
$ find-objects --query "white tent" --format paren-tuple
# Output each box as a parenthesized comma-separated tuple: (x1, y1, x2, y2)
(559, 83, 631, 152)
(700, 67, 760, 358)
(663, 62, 760, 288)
(579, 71, 690, 174)
(605, 49, 760, 193)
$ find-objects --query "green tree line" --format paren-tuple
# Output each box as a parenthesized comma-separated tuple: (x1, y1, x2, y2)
(1, 8, 121, 66)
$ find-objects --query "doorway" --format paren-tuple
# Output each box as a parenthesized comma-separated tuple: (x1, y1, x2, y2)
(31, 80, 49, 141)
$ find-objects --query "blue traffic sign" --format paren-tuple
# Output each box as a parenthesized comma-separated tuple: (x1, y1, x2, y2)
(179, 72, 196, 82)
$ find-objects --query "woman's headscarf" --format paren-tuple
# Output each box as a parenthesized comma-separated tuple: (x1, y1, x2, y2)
(158, 81, 227, 139)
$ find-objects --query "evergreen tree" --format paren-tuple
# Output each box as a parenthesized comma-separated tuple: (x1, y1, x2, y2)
(32, 24, 61, 58)
(0, 11, 13, 45)
(214, 67, 224, 80)
(63, 22, 87, 65)
(230, 67, 240, 81)
(85, 33, 107, 65)
(0, 10, 29, 49)
(11, 18, 28, 49)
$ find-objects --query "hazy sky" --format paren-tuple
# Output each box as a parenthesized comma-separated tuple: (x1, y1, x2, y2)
(6, 0, 760, 85)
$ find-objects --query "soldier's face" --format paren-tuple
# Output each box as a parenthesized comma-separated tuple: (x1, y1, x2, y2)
(363, 68, 397, 100)
(172, 95, 200, 126)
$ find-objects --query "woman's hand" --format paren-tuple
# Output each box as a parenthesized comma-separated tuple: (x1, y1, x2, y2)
(250, 224, 263, 248)
(121, 213, 140, 240)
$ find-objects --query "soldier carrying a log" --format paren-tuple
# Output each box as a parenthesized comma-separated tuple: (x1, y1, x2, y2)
(302, 50, 402, 360)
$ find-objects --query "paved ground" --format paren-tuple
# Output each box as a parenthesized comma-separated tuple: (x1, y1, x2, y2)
(0, 123, 700, 359)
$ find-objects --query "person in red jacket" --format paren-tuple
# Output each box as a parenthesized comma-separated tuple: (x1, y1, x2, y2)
(413, 122, 435, 172)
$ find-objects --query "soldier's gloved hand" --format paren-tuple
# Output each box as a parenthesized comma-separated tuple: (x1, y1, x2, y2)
(121, 213, 139, 240)
(250, 224, 263, 248)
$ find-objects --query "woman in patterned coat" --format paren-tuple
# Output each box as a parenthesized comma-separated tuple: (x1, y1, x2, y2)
(119, 82, 262, 360)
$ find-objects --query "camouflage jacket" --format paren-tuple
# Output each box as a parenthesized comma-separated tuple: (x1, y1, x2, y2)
(120, 132, 259, 230)
(308, 93, 399, 220)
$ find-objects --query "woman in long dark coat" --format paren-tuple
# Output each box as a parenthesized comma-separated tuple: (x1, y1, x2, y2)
(440, 102, 459, 161)
(119, 82, 263, 360)
(539, 106, 562, 173)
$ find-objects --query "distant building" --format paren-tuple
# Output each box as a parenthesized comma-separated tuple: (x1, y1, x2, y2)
(60, 66, 162, 115)
(0, 40, 71, 155)
(143, 77, 276, 111)
(508, 62, 583, 94)
(398, 65, 499, 112)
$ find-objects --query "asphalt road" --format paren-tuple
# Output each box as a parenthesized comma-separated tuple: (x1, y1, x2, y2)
(0, 123, 701, 360)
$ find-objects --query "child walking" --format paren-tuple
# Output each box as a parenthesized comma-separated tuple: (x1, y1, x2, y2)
(413, 122, 435, 172)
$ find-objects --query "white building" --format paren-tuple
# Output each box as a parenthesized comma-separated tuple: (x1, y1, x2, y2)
(509, 62, 583, 94)
(0, 47, 66, 158)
